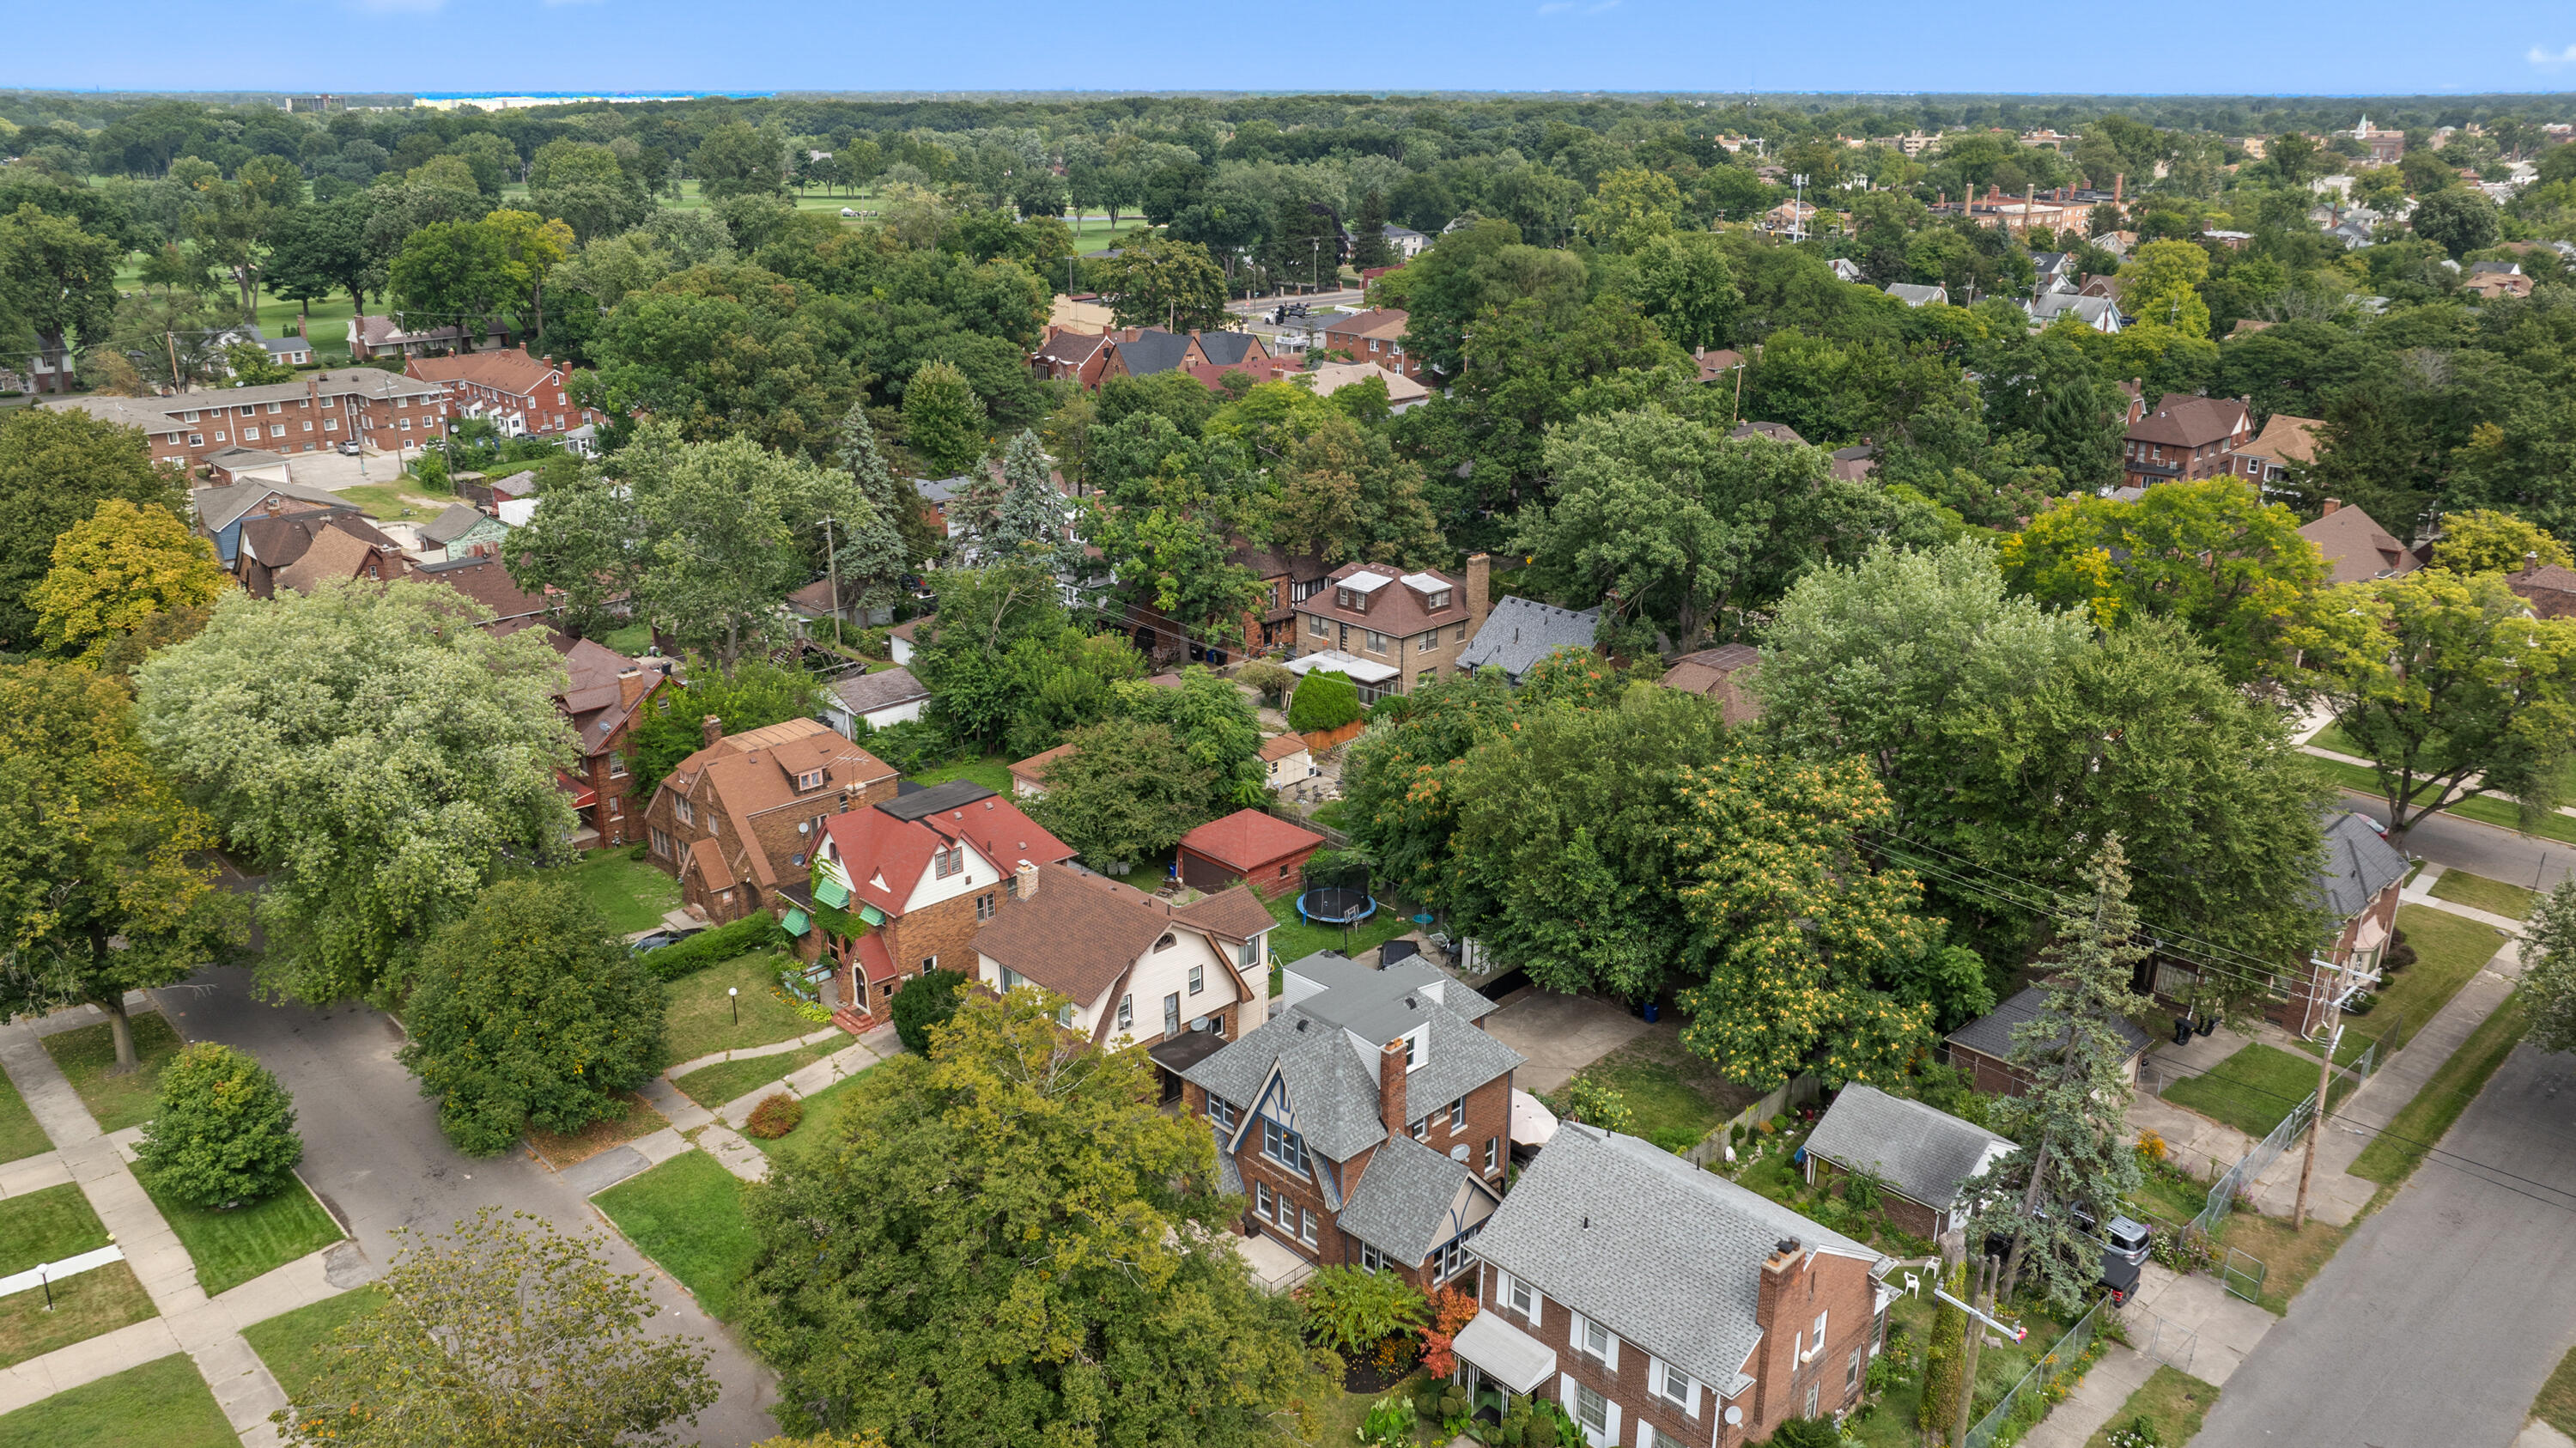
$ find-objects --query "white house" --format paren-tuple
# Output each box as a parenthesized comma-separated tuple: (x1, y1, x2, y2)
(973, 861, 1278, 1062)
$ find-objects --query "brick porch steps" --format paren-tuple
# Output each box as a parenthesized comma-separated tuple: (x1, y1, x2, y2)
(831, 1007, 878, 1037)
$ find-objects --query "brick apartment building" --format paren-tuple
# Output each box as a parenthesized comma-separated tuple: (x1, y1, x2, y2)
(405, 347, 605, 441)
(642, 719, 898, 926)
(1321, 308, 1422, 380)
(46, 369, 450, 473)
(1453, 1124, 1893, 1446)
(1179, 951, 1522, 1293)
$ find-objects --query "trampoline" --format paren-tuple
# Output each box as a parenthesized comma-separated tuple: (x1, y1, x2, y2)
(1297, 886, 1377, 928)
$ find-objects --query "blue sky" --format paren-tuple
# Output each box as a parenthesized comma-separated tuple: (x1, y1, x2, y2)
(15, 0, 2576, 97)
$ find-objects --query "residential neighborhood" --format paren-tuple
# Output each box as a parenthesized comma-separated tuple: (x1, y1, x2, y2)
(7, 74, 2576, 1448)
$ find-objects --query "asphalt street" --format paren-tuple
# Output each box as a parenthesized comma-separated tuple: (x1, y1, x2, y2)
(155, 964, 781, 1445)
(2192, 1041, 2576, 1446)
(2342, 786, 2574, 892)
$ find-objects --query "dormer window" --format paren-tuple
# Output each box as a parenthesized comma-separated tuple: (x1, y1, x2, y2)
(1153, 934, 1177, 952)
(1426, 589, 1450, 611)
(1337, 587, 1365, 611)
(933, 846, 963, 879)
(796, 769, 823, 790)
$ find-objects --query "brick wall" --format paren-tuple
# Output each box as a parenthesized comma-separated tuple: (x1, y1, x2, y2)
(1810, 1157, 1941, 1240)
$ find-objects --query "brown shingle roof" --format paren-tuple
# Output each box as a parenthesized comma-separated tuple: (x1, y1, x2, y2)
(2126, 394, 2249, 449)
(405, 348, 559, 399)
(2243, 413, 2322, 467)
(972, 863, 1212, 1004)
(1177, 809, 1327, 873)
(413, 556, 555, 623)
(2299, 502, 2420, 585)
(1009, 741, 1078, 788)
(1323, 307, 1409, 342)
(662, 721, 897, 891)
(1294, 561, 1469, 642)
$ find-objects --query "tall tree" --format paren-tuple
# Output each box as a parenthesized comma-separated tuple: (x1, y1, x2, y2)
(625, 657, 825, 801)
(0, 202, 122, 393)
(838, 400, 941, 564)
(0, 409, 186, 652)
(737, 989, 1332, 1445)
(388, 219, 511, 351)
(30, 498, 229, 665)
(1348, 189, 1395, 271)
(694, 121, 787, 201)
(1265, 412, 1445, 569)
(1087, 235, 1230, 332)
(2518, 879, 2576, 1056)
(134, 581, 577, 1004)
(2433, 509, 2571, 575)
(1023, 717, 1216, 865)
(902, 360, 990, 478)
(0, 662, 246, 1070)
(527, 139, 652, 244)
(986, 429, 1080, 574)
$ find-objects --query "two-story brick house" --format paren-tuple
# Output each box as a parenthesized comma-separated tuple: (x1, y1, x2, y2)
(1321, 308, 1422, 380)
(2120, 392, 2252, 491)
(1179, 951, 1522, 1294)
(494, 620, 668, 848)
(642, 718, 898, 925)
(1452, 1123, 1894, 1446)
(1286, 557, 1491, 702)
(805, 779, 1077, 1019)
(405, 347, 604, 441)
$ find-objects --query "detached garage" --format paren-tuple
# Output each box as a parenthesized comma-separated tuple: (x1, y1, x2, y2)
(1176, 809, 1327, 900)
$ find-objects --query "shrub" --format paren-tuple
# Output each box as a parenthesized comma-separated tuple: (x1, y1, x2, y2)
(1358, 1394, 1419, 1448)
(1236, 658, 1296, 708)
(1371, 1332, 1419, 1373)
(868, 717, 953, 773)
(2136, 1129, 2169, 1164)
(2342, 989, 2379, 1016)
(1563, 1077, 1634, 1135)
(1294, 1264, 1425, 1358)
(1418, 1284, 1477, 1375)
(635, 913, 787, 982)
(133, 1043, 304, 1208)
(1285, 670, 1362, 732)
(1767, 1419, 1842, 1448)
(2107, 1415, 2166, 1448)
(743, 1092, 805, 1139)
(1842, 1169, 1884, 1212)
(1649, 1124, 1700, 1153)
(889, 967, 969, 1054)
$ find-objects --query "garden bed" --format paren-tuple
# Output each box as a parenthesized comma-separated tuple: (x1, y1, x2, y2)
(748, 1069, 872, 1159)
(524, 1093, 668, 1169)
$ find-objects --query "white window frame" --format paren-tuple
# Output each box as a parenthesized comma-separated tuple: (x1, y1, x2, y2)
(1575, 1314, 1617, 1369)
(1811, 1310, 1828, 1362)
(1449, 1097, 1467, 1130)
(1502, 1272, 1538, 1323)
(1255, 1181, 1272, 1217)
(1574, 1384, 1609, 1444)
(1116, 995, 1133, 1031)
(1652, 1359, 1697, 1416)
(1358, 1240, 1388, 1273)
(1188, 963, 1205, 995)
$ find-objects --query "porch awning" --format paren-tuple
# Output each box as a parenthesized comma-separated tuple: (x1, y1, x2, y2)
(781, 907, 811, 937)
(813, 874, 850, 910)
(1451, 1311, 1556, 1396)
(859, 903, 886, 927)
(1284, 649, 1401, 685)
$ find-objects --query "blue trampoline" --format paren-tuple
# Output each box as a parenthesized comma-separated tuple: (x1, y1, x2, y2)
(1297, 885, 1377, 928)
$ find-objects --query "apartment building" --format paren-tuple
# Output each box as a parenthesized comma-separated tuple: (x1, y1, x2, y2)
(47, 369, 449, 472)
(404, 347, 605, 440)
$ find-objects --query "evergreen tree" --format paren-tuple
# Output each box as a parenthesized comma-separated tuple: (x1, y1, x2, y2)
(986, 429, 1081, 575)
(837, 401, 940, 565)
(902, 361, 990, 478)
(1350, 190, 1396, 270)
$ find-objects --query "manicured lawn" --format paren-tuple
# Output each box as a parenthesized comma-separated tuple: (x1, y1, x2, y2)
(243, 1288, 382, 1407)
(2534, 1339, 2576, 1439)
(2163, 1042, 2354, 1141)
(673, 1038, 841, 1110)
(0, 1353, 236, 1448)
(0, 1182, 112, 1277)
(2083, 1366, 2217, 1448)
(553, 849, 683, 934)
(524, 1093, 668, 1170)
(598, 622, 656, 655)
(908, 757, 1012, 796)
(2373, 903, 2511, 1041)
(748, 1068, 872, 1160)
(0, 1072, 49, 1164)
(251, 292, 357, 362)
(1264, 891, 1416, 970)
(665, 952, 822, 1062)
(2429, 869, 2538, 920)
(2352, 989, 2530, 1185)
(2213, 1202, 2362, 1316)
(2304, 757, 2576, 845)
(0, 1261, 156, 1370)
(332, 482, 444, 522)
(1558, 1034, 1757, 1155)
(144, 1176, 343, 1297)
(41, 1013, 183, 1134)
(593, 1151, 757, 1320)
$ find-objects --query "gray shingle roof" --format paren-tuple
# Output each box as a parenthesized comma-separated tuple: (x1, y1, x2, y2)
(1886, 283, 1949, 307)
(1802, 1085, 2012, 1211)
(1458, 596, 1601, 681)
(2315, 809, 2407, 920)
(420, 502, 489, 546)
(1197, 332, 1262, 367)
(1471, 1124, 1883, 1397)
(1944, 986, 2151, 1063)
(1116, 329, 1193, 375)
(831, 666, 929, 715)
(1279, 952, 1500, 1027)
(1338, 1135, 1478, 1262)
(191, 478, 351, 532)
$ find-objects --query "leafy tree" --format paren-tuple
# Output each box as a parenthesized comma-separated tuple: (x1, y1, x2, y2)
(31, 498, 229, 665)
(0, 397, 185, 650)
(2433, 508, 2570, 575)
(1560, 1078, 1634, 1135)
(399, 879, 668, 1156)
(626, 657, 825, 801)
(135, 581, 578, 1004)
(1295, 1266, 1425, 1358)
(1285, 670, 1362, 732)
(1264, 413, 1445, 569)
(134, 1043, 302, 1208)
(1024, 717, 1217, 864)
(1087, 235, 1230, 332)
(1348, 191, 1394, 271)
(277, 1207, 718, 1448)
(528, 139, 652, 244)
(0, 202, 124, 388)
(1149, 664, 1269, 809)
(388, 219, 511, 350)
(2117, 239, 2213, 338)
(1083, 472, 1265, 648)
(0, 662, 245, 1070)
(902, 360, 989, 478)
(479, 208, 575, 340)
(1575, 167, 1682, 252)
(888, 967, 967, 1056)
(1619, 231, 1738, 352)
(2290, 569, 2576, 839)
(2411, 186, 2500, 258)
(909, 563, 1141, 752)
(695, 121, 787, 201)
(2519, 880, 2576, 1056)
(221, 340, 293, 386)
(1971, 839, 2151, 1311)
(738, 989, 1332, 1444)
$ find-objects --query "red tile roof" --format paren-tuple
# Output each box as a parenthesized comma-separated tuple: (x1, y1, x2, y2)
(1178, 809, 1327, 872)
(819, 790, 1071, 920)
(404, 347, 561, 400)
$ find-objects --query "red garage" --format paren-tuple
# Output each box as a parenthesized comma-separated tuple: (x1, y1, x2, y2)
(1176, 809, 1327, 900)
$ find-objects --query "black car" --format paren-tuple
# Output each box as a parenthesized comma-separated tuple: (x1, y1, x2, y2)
(2099, 1246, 2142, 1307)
(629, 928, 696, 955)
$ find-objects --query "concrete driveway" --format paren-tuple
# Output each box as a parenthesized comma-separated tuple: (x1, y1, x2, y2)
(157, 966, 780, 1445)
(1480, 989, 1652, 1097)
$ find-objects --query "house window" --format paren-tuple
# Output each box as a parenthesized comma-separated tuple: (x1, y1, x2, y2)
(1261, 1118, 1307, 1173)
(1812, 1310, 1828, 1357)
(1655, 1361, 1692, 1411)
(1364, 630, 1391, 655)
(1433, 1232, 1475, 1281)
(1358, 1241, 1389, 1274)
(998, 965, 1025, 992)
(1574, 1384, 1608, 1442)
(1210, 1097, 1238, 1131)
(1416, 630, 1440, 651)
(1485, 1136, 1498, 1171)
(1255, 1181, 1273, 1217)
(975, 891, 997, 921)
(1449, 1098, 1466, 1131)
(797, 769, 822, 789)
(1577, 1315, 1615, 1366)
(1306, 613, 1329, 637)
(1238, 937, 1261, 967)
(649, 829, 670, 858)
(934, 847, 962, 879)
(1163, 993, 1181, 1036)
(1427, 589, 1450, 611)
(610, 756, 628, 778)
(1504, 1272, 1535, 1318)
(1117, 995, 1133, 1030)
(674, 798, 694, 826)
(1153, 933, 1176, 952)
(1300, 1207, 1317, 1246)
(1804, 1383, 1820, 1418)
(1411, 1116, 1428, 1141)
(1188, 964, 1204, 995)
(1846, 1346, 1863, 1394)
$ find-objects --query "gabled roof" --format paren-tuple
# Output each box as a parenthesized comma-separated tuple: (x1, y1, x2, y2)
(1323, 307, 1409, 341)
(1259, 732, 1309, 763)
(405, 347, 558, 398)
(2315, 810, 2408, 921)
(1885, 283, 1948, 307)
(1178, 808, 1327, 871)
(2298, 502, 2418, 585)
(1115, 329, 1194, 375)
(191, 478, 348, 532)
(1471, 1124, 1883, 1400)
(420, 502, 495, 547)
(1945, 986, 2152, 1063)
(823, 783, 1071, 920)
(1458, 596, 1601, 679)
(665, 721, 898, 892)
(412, 555, 554, 622)
(1338, 1135, 1495, 1263)
(2031, 293, 2120, 328)
(272, 522, 394, 596)
(1033, 328, 1110, 367)
(1731, 420, 1807, 445)
(1008, 742, 1078, 789)
(829, 666, 929, 715)
(1803, 1085, 2013, 1211)
(2126, 393, 2248, 448)
(1196, 331, 1267, 367)
(972, 861, 1261, 1006)
(2243, 413, 2322, 466)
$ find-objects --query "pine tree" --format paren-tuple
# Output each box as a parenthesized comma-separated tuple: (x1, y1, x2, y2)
(1351, 190, 1396, 270)
(1977, 837, 2153, 1311)
(837, 400, 940, 566)
(987, 429, 1079, 576)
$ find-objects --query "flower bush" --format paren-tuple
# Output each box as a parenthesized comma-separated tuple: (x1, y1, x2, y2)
(743, 1092, 805, 1139)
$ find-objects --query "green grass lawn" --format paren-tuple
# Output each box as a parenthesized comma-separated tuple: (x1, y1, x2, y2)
(1305, 1374, 1425, 1447)
(2163, 1042, 2354, 1140)
(1558, 1035, 1756, 1154)
(598, 622, 656, 655)
(0, 1071, 50, 1165)
(145, 1176, 343, 1298)
(593, 1151, 757, 1320)
(0, 1353, 237, 1448)
(672, 1037, 841, 1109)
(2304, 756, 2576, 845)
(553, 848, 683, 934)
(41, 1013, 182, 1133)
(2352, 989, 2529, 1185)
(2083, 1366, 2217, 1448)
(748, 1068, 872, 1160)
(243, 1289, 381, 1406)
(0, 1183, 112, 1277)
(2373, 903, 2512, 1039)
(251, 293, 357, 362)
(1308, 800, 1351, 832)
(0, 1184, 156, 1368)
(332, 482, 445, 522)
(908, 757, 1012, 795)
(665, 951, 822, 1062)
(2535, 1338, 2576, 1439)
(1265, 891, 1416, 969)
(2429, 869, 2538, 920)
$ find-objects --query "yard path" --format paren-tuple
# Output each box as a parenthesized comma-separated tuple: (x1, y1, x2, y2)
(662, 1025, 848, 1080)
(571, 1027, 897, 1197)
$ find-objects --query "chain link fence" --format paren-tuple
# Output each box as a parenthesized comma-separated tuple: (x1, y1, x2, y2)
(2190, 1090, 2315, 1238)
(1963, 1296, 2107, 1448)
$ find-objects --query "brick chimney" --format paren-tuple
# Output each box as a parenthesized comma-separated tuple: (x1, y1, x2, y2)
(1752, 1238, 1807, 1426)
(701, 715, 723, 749)
(617, 667, 648, 708)
(2114, 173, 2124, 204)
(1466, 553, 1492, 637)
(1378, 1038, 1408, 1136)
(1015, 860, 1039, 900)
(2322, 498, 2342, 516)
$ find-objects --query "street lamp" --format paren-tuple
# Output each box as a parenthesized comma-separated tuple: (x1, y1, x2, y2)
(728, 986, 739, 1025)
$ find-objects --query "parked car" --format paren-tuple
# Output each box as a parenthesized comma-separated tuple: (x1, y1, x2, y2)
(2072, 1204, 2154, 1266)
(2099, 1245, 2142, 1307)
(337, 441, 361, 456)
(629, 927, 701, 955)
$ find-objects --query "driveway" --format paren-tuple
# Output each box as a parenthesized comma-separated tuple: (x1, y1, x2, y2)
(2190, 1042, 2576, 1447)
(156, 966, 780, 1445)
(1480, 989, 1652, 1097)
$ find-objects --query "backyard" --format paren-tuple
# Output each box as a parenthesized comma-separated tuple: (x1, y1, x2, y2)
(1554, 1032, 1757, 1154)
(592, 1150, 757, 1321)
(0, 1354, 236, 1448)
(552, 848, 683, 934)
(332, 481, 447, 522)
(41, 1013, 183, 1133)
(2161, 1041, 2357, 1140)
(909, 757, 1012, 796)
(1264, 890, 1416, 969)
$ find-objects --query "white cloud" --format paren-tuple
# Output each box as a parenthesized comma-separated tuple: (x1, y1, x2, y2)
(2529, 43, 2576, 65)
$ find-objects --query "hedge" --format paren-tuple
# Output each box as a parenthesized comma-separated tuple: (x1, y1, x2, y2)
(636, 914, 789, 982)
(1287, 671, 1363, 732)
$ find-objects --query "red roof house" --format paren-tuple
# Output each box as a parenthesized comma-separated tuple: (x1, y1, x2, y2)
(1176, 809, 1328, 899)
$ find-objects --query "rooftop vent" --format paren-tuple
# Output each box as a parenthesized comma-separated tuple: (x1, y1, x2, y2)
(1776, 1237, 1800, 1256)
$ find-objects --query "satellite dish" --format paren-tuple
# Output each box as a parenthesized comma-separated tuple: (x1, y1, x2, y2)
(1724, 1407, 1744, 1427)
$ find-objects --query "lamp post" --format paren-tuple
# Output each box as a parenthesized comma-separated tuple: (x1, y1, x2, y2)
(728, 986, 738, 1025)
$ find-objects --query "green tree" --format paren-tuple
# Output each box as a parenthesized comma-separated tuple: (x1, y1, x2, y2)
(134, 581, 578, 1004)
(1619, 231, 1738, 352)
(908, 563, 1140, 752)
(0, 662, 246, 1069)
(278, 1208, 718, 1448)
(1575, 167, 1682, 252)
(2411, 186, 2500, 259)
(695, 121, 787, 201)
(1024, 717, 1218, 864)
(2520, 879, 2576, 1056)
(399, 879, 668, 1156)
(1087, 235, 1230, 332)
(738, 989, 1332, 1444)
(902, 360, 990, 478)
(134, 1043, 302, 1208)
(1348, 190, 1395, 271)
(888, 967, 967, 1056)
(839, 400, 942, 564)
(2433, 508, 2571, 575)
(30, 497, 229, 665)
(1917, 1262, 1968, 1434)
(1285, 669, 1362, 732)
(1560, 1078, 1634, 1135)
(1266, 412, 1446, 569)
(1151, 664, 1269, 808)
(0, 392, 182, 655)
(2117, 240, 2212, 338)
(0, 202, 125, 388)
(986, 429, 1079, 573)
(1294, 1265, 1425, 1359)
(626, 656, 825, 801)
(387, 219, 511, 350)
(1972, 839, 2151, 1311)
(528, 139, 652, 244)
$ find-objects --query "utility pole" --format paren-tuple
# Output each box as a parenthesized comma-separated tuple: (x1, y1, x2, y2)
(165, 331, 182, 392)
(2294, 1019, 2341, 1228)
(818, 515, 842, 651)
(1791, 174, 1809, 242)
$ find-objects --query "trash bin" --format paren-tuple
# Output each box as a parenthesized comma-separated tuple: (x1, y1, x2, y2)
(1642, 1001, 1660, 1024)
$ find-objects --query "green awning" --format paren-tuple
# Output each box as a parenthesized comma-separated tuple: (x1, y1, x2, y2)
(859, 903, 886, 927)
(781, 907, 811, 937)
(813, 875, 849, 909)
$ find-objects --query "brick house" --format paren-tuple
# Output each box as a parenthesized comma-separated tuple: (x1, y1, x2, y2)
(1452, 1123, 1894, 1445)
(410, 554, 557, 628)
(2506, 563, 2576, 619)
(47, 369, 450, 472)
(1030, 326, 1117, 387)
(642, 719, 898, 927)
(405, 347, 604, 441)
(2233, 414, 2323, 488)
(1230, 541, 1332, 653)
(1179, 951, 1521, 1293)
(805, 779, 1076, 1019)
(495, 620, 668, 848)
(234, 508, 406, 598)
(1176, 808, 1327, 900)
(348, 313, 514, 360)
(1287, 557, 1491, 702)
(1799, 1085, 2014, 1243)
(1944, 988, 2150, 1098)
(1319, 309, 1422, 380)
(2120, 393, 2252, 490)
(188, 478, 352, 569)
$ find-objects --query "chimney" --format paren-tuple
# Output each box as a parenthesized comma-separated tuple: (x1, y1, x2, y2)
(1466, 552, 1492, 637)
(2114, 173, 2124, 204)
(701, 715, 723, 749)
(1015, 861, 1039, 900)
(2323, 499, 2342, 516)
(617, 667, 648, 708)
(1753, 1239, 1806, 1419)
(1378, 1038, 1409, 1136)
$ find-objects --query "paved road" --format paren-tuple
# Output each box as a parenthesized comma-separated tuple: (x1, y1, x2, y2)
(2191, 1041, 2576, 1446)
(156, 966, 780, 1445)
(2341, 787, 2574, 892)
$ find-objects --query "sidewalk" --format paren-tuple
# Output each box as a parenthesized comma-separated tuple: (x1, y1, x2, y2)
(558, 1028, 897, 1196)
